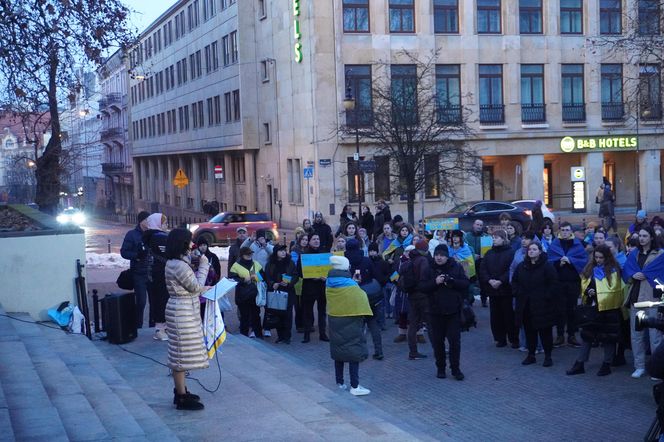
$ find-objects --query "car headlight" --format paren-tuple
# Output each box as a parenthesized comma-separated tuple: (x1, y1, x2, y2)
(188, 224, 199, 233)
(56, 214, 69, 224)
(72, 213, 85, 224)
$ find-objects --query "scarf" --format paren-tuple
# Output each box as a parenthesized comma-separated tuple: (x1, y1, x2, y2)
(547, 238, 588, 273)
(382, 234, 413, 258)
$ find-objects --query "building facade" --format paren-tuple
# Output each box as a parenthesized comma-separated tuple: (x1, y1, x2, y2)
(130, 0, 664, 230)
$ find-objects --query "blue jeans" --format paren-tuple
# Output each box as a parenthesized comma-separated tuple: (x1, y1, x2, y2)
(132, 273, 148, 328)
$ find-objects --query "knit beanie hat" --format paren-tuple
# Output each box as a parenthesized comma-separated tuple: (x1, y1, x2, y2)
(368, 242, 379, 253)
(346, 238, 360, 251)
(492, 229, 508, 241)
(137, 211, 150, 223)
(434, 244, 450, 257)
(330, 255, 350, 271)
(256, 229, 266, 239)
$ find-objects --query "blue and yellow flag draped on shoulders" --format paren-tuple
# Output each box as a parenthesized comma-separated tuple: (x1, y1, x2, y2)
(449, 243, 476, 278)
(325, 271, 373, 317)
(382, 234, 413, 259)
(581, 267, 623, 312)
(623, 250, 664, 288)
(547, 238, 588, 273)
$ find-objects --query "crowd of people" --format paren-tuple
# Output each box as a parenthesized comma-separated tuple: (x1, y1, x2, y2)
(121, 201, 664, 407)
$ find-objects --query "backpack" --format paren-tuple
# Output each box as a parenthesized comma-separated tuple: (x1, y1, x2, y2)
(398, 259, 418, 293)
(460, 301, 477, 332)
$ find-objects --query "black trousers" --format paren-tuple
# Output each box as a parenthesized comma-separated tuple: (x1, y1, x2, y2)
(294, 294, 304, 329)
(523, 313, 553, 357)
(489, 296, 518, 345)
(556, 280, 581, 337)
(335, 361, 359, 388)
(429, 313, 461, 372)
(237, 300, 262, 337)
(302, 285, 327, 335)
(407, 295, 431, 354)
(148, 277, 169, 324)
(277, 293, 295, 341)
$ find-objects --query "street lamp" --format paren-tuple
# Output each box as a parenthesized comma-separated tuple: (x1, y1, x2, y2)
(343, 76, 362, 215)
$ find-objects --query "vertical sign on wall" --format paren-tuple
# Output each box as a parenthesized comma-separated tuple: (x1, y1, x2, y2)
(293, 0, 303, 63)
(570, 166, 586, 213)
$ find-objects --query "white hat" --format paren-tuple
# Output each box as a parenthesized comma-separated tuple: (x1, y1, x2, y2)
(404, 245, 416, 253)
(329, 255, 350, 271)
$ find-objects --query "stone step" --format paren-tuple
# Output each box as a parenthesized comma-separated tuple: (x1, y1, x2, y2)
(10, 316, 111, 441)
(0, 309, 68, 441)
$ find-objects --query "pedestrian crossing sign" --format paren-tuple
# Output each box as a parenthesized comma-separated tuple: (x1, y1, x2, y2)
(173, 168, 189, 188)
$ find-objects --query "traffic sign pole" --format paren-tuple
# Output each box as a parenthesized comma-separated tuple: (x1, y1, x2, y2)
(303, 166, 314, 219)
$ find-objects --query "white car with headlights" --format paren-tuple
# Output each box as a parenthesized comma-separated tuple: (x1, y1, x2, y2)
(56, 207, 86, 226)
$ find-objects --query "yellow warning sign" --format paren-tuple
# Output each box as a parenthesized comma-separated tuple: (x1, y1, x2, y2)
(173, 168, 189, 188)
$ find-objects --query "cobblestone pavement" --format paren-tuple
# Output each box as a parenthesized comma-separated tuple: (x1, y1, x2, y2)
(222, 301, 654, 442)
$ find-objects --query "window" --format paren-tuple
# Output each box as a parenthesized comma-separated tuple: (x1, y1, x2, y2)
(600, 64, 623, 121)
(224, 92, 232, 122)
(232, 89, 241, 121)
(373, 156, 391, 201)
(176, 60, 183, 85)
(424, 154, 440, 199)
(178, 106, 184, 131)
(192, 101, 200, 128)
(222, 35, 230, 65)
(520, 64, 545, 122)
(203, 0, 216, 21)
(600, 0, 621, 35)
(287, 158, 303, 203)
(560, 0, 582, 34)
(233, 156, 245, 183)
(163, 22, 172, 47)
(479, 64, 504, 124)
(230, 31, 238, 64)
(214, 95, 221, 124)
(207, 98, 214, 126)
(343, 0, 369, 32)
(561, 64, 585, 122)
(175, 11, 185, 39)
(194, 50, 202, 78)
(436, 65, 461, 124)
(639, 64, 662, 120)
(263, 122, 271, 144)
(639, 0, 660, 35)
(391, 65, 417, 125)
(520, 0, 542, 34)
(345, 65, 373, 126)
(261, 59, 270, 82)
(347, 157, 365, 203)
(188, 1, 200, 31)
(258, 0, 267, 19)
(169, 65, 175, 89)
(183, 105, 190, 131)
(478, 0, 501, 33)
(205, 45, 212, 74)
(200, 157, 209, 181)
(189, 54, 196, 79)
(434, 0, 459, 33)
(389, 0, 414, 33)
(211, 41, 219, 71)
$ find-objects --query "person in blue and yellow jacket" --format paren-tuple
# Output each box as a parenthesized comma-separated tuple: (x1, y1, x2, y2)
(566, 244, 623, 377)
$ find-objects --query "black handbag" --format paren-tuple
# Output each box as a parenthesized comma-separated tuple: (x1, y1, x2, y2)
(574, 304, 598, 328)
(116, 269, 134, 290)
(263, 309, 282, 330)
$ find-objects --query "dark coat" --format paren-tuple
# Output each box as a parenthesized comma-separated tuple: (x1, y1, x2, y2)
(512, 253, 559, 329)
(229, 258, 264, 305)
(312, 222, 334, 252)
(204, 250, 221, 284)
(479, 244, 514, 297)
(410, 251, 433, 301)
(120, 225, 149, 275)
(421, 258, 470, 315)
(360, 212, 374, 237)
(327, 269, 368, 363)
(264, 257, 299, 295)
(369, 255, 392, 286)
(345, 247, 374, 286)
(227, 237, 244, 273)
(373, 207, 392, 238)
(143, 229, 168, 282)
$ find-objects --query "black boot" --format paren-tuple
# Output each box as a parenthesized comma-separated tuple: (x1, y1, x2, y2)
(566, 360, 585, 375)
(521, 354, 536, 365)
(175, 393, 204, 410)
(319, 332, 329, 342)
(301, 332, 310, 343)
(173, 388, 200, 404)
(597, 362, 612, 376)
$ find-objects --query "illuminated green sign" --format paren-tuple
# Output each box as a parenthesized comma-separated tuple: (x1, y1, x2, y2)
(293, 0, 303, 63)
(560, 135, 638, 153)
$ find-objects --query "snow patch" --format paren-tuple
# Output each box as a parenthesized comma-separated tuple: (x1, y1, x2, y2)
(210, 246, 229, 261)
(86, 253, 130, 269)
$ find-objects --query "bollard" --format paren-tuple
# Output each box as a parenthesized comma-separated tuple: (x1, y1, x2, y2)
(107, 239, 111, 253)
(92, 289, 100, 333)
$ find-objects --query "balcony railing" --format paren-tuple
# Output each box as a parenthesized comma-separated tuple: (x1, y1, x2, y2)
(101, 162, 126, 175)
(601, 102, 624, 121)
(437, 105, 463, 124)
(562, 103, 586, 122)
(98, 93, 123, 110)
(521, 103, 546, 123)
(479, 104, 505, 125)
(641, 103, 663, 121)
(100, 128, 123, 140)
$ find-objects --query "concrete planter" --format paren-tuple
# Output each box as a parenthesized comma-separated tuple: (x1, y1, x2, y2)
(0, 204, 85, 320)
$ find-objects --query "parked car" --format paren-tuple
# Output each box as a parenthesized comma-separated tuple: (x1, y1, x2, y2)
(427, 200, 532, 232)
(189, 212, 279, 245)
(56, 207, 86, 226)
(511, 199, 556, 224)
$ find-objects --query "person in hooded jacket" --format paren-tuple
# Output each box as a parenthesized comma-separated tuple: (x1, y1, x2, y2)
(512, 242, 558, 367)
(120, 210, 151, 328)
(421, 244, 469, 380)
(227, 226, 248, 273)
(299, 233, 329, 343)
(229, 247, 265, 338)
(360, 205, 374, 240)
(479, 229, 519, 348)
(368, 242, 392, 330)
(346, 238, 383, 360)
(195, 237, 220, 285)
(312, 212, 334, 252)
(406, 239, 434, 360)
(143, 213, 170, 341)
(264, 244, 299, 344)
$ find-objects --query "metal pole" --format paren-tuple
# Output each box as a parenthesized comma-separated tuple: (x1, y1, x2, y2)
(636, 92, 642, 211)
(355, 103, 361, 216)
(307, 176, 311, 220)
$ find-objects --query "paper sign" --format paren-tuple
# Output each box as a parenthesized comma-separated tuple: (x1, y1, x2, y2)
(480, 236, 493, 257)
(425, 218, 459, 231)
(202, 277, 238, 301)
(301, 253, 333, 279)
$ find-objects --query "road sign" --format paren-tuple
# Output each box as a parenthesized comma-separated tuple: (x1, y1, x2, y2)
(570, 166, 585, 182)
(173, 168, 189, 188)
(359, 160, 377, 173)
(214, 165, 224, 180)
(319, 158, 332, 167)
(303, 167, 314, 179)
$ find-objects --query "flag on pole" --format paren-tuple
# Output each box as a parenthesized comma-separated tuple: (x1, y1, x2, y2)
(203, 299, 226, 359)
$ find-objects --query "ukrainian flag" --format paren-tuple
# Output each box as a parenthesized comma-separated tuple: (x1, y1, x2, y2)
(326, 275, 373, 317)
(203, 299, 226, 359)
(581, 267, 623, 312)
(382, 234, 413, 259)
(450, 244, 476, 278)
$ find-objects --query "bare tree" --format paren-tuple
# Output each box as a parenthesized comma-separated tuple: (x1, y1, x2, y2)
(0, 1, 134, 214)
(341, 50, 481, 225)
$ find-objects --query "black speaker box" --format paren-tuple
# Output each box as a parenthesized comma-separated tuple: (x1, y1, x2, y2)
(101, 292, 137, 344)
